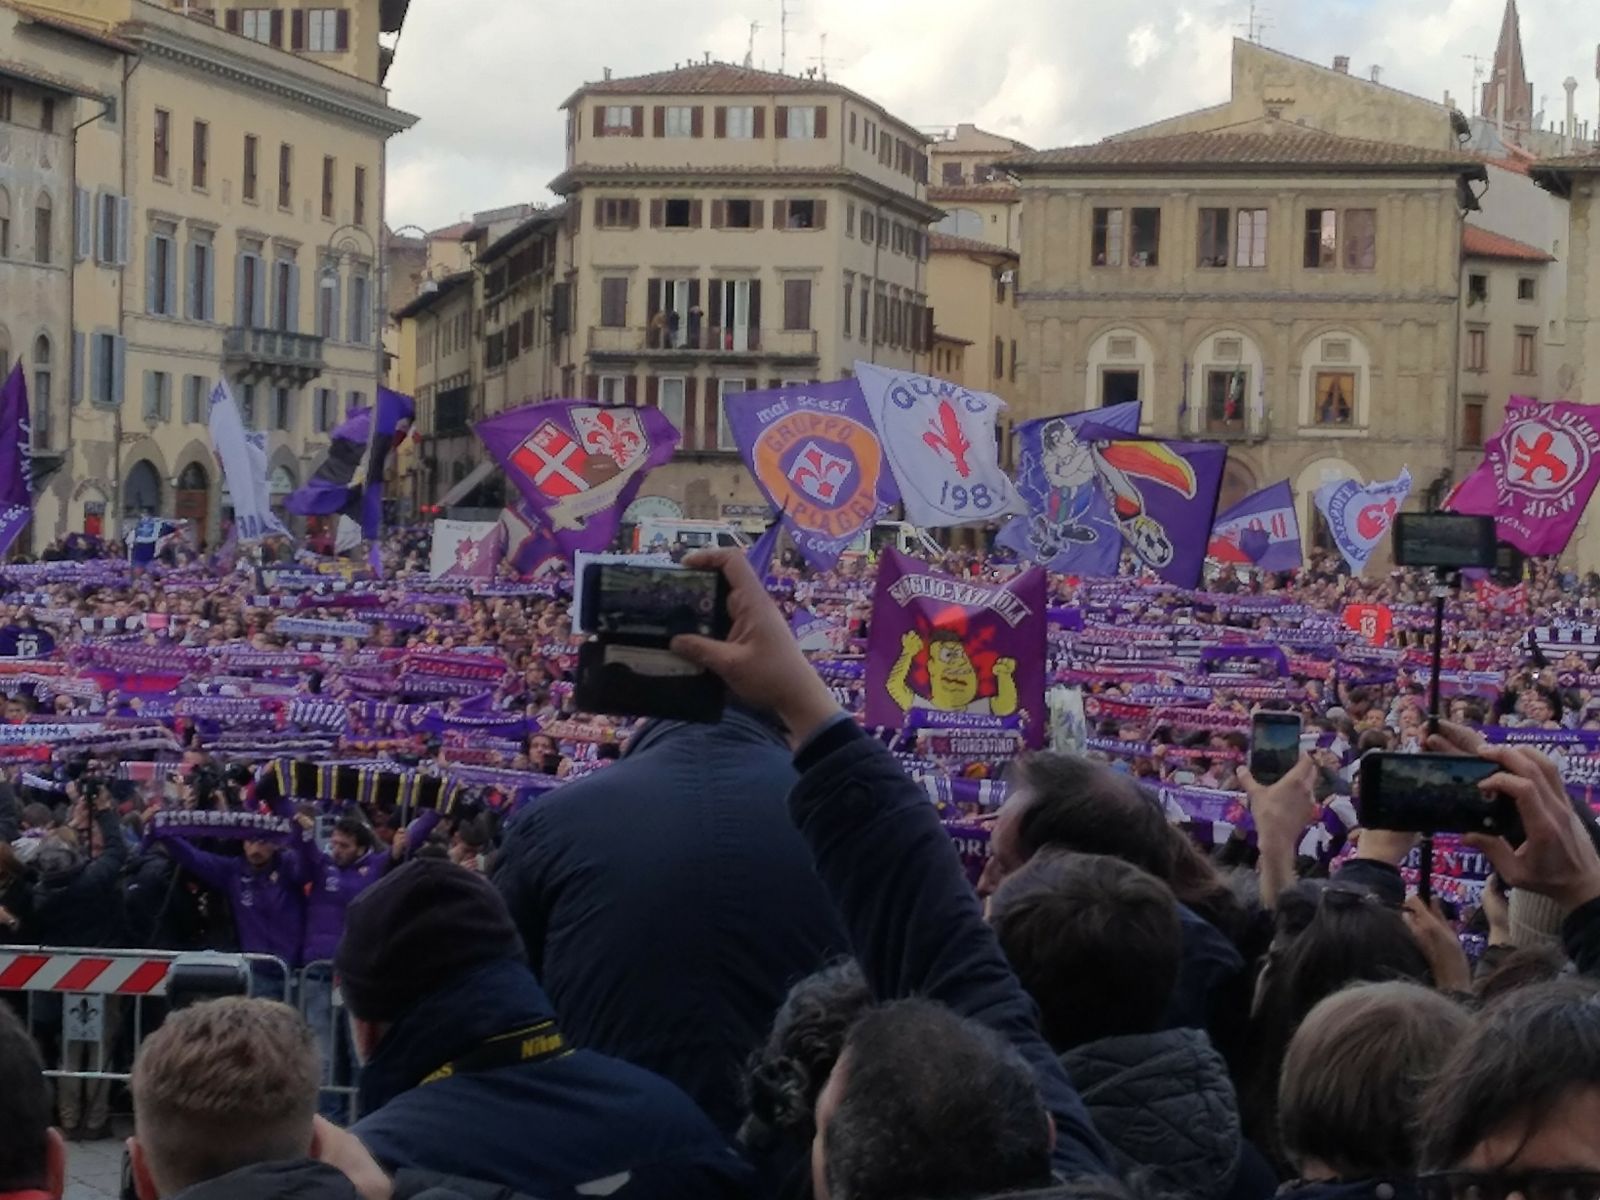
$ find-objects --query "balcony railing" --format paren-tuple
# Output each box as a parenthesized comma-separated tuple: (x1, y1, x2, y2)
(588, 326, 819, 359)
(223, 327, 326, 387)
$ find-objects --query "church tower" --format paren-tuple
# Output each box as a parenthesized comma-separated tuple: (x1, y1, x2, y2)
(1480, 0, 1534, 136)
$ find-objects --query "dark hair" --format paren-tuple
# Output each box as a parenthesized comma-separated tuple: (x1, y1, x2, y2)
(1279, 981, 1468, 1178)
(990, 851, 1181, 1051)
(1012, 753, 1246, 940)
(0, 1003, 52, 1191)
(824, 999, 1052, 1200)
(739, 960, 872, 1153)
(1473, 944, 1569, 1006)
(333, 815, 376, 852)
(1240, 882, 1432, 1161)
(1420, 978, 1600, 1171)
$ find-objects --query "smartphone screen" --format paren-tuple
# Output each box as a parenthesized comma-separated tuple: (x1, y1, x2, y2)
(1250, 713, 1302, 786)
(592, 565, 724, 640)
(1357, 753, 1519, 839)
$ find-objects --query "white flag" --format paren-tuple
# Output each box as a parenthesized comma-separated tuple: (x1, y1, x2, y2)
(429, 518, 502, 578)
(335, 515, 363, 554)
(854, 362, 1025, 528)
(209, 381, 288, 543)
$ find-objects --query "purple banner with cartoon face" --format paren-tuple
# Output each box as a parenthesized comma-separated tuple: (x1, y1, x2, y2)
(724, 381, 897, 570)
(866, 548, 1046, 747)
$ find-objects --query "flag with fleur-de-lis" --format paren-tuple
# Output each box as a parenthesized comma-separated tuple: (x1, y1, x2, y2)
(476, 399, 681, 557)
(724, 379, 898, 570)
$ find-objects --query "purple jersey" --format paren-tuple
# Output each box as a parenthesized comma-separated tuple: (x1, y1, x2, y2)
(155, 835, 307, 968)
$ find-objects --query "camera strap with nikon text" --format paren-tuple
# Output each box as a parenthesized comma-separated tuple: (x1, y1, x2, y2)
(417, 1020, 570, 1087)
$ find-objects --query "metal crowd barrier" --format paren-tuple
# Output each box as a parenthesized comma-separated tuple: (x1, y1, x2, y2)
(0, 946, 294, 1089)
(298, 958, 360, 1124)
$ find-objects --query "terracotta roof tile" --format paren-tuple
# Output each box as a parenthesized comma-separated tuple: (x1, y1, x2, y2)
(928, 232, 1019, 259)
(1534, 152, 1600, 172)
(1462, 225, 1554, 262)
(1005, 127, 1484, 175)
(574, 62, 844, 98)
(927, 183, 1019, 202)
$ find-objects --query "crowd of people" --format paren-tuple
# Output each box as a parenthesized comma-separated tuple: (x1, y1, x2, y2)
(2, 523, 1600, 1200)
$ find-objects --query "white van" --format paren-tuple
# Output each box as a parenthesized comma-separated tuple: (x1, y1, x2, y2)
(632, 518, 751, 553)
(842, 522, 943, 560)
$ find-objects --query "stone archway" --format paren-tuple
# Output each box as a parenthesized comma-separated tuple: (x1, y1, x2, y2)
(122, 460, 163, 519)
(174, 460, 211, 547)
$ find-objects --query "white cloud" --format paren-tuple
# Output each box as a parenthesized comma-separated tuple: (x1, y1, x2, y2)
(382, 0, 1600, 229)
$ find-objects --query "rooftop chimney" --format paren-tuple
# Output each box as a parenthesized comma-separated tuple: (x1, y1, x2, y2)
(1333, 55, 1349, 74)
(1370, 64, 1382, 83)
(1566, 76, 1579, 152)
(602, 66, 612, 80)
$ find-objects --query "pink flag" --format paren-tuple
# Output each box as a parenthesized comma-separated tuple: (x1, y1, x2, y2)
(1457, 396, 1600, 557)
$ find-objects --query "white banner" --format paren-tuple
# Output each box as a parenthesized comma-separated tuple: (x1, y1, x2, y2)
(209, 381, 288, 543)
(430, 519, 502, 578)
(854, 361, 1024, 528)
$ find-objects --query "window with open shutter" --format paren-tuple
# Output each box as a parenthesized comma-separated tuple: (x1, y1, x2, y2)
(652, 106, 666, 137)
(691, 107, 704, 137)
(774, 106, 789, 139)
(714, 107, 727, 138)
(630, 106, 644, 137)
(291, 10, 305, 48)
(815, 107, 828, 137)
(336, 9, 350, 50)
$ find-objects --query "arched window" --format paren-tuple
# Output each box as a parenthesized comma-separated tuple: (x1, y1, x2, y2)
(0, 186, 12, 258)
(34, 191, 53, 266)
(176, 462, 209, 492)
(32, 335, 50, 445)
(123, 460, 163, 517)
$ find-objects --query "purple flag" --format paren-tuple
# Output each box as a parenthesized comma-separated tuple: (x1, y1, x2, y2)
(865, 548, 1047, 748)
(1454, 396, 1600, 557)
(746, 514, 785, 577)
(0, 365, 32, 557)
(476, 400, 681, 556)
(360, 387, 415, 540)
(724, 380, 897, 570)
(285, 406, 373, 517)
(1064, 429, 1228, 589)
(500, 495, 563, 576)
(994, 401, 1142, 576)
(1207, 480, 1302, 572)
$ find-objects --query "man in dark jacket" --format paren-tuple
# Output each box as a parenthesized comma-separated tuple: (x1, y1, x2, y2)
(670, 549, 1111, 1196)
(494, 708, 847, 1135)
(339, 860, 752, 1199)
(990, 852, 1275, 1200)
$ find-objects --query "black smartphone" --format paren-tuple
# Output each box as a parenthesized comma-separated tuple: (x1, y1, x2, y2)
(578, 563, 731, 644)
(574, 640, 726, 723)
(1249, 712, 1302, 786)
(1392, 513, 1498, 570)
(1357, 752, 1523, 842)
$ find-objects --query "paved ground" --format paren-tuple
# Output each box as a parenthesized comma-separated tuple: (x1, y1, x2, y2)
(65, 1133, 128, 1200)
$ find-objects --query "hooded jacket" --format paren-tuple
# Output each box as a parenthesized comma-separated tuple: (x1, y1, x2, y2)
(351, 958, 753, 1200)
(1060, 1027, 1247, 1200)
(32, 808, 128, 947)
(494, 710, 847, 1135)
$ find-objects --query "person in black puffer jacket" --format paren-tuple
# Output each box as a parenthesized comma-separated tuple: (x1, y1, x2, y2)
(991, 850, 1277, 1200)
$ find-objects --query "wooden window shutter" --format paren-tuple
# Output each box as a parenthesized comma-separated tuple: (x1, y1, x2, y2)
(627, 198, 640, 228)
(748, 281, 762, 344)
(291, 10, 305, 49)
(652, 106, 666, 137)
(752, 199, 765, 229)
(815, 106, 828, 137)
(714, 106, 727, 138)
(753, 107, 766, 138)
(336, 9, 350, 50)
(710, 200, 726, 229)
(646, 376, 659, 407)
(646, 278, 662, 320)
(270, 9, 284, 45)
(813, 200, 827, 230)
(630, 106, 644, 137)
(568, 201, 581, 232)
(688, 278, 701, 312)
(775, 106, 789, 138)
(585, 374, 598, 400)
(691, 106, 705, 137)
(625, 375, 638, 406)
(702, 382, 718, 448)
(225, 8, 239, 32)
(592, 106, 604, 137)
(709, 279, 723, 330)
(683, 377, 699, 449)
(593, 197, 606, 225)
(649, 199, 664, 227)
(689, 200, 703, 227)
(773, 200, 788, 229)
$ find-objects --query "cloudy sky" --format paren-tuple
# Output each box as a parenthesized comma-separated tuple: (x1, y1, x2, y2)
(383, 0, 1598, 231)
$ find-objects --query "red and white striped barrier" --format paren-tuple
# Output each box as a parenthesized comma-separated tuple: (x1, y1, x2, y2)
(0, 951, 171, 995)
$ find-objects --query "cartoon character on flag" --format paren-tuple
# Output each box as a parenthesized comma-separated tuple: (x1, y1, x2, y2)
(888, 609, 1019, 718)
(1093, 440, 1201, 568)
